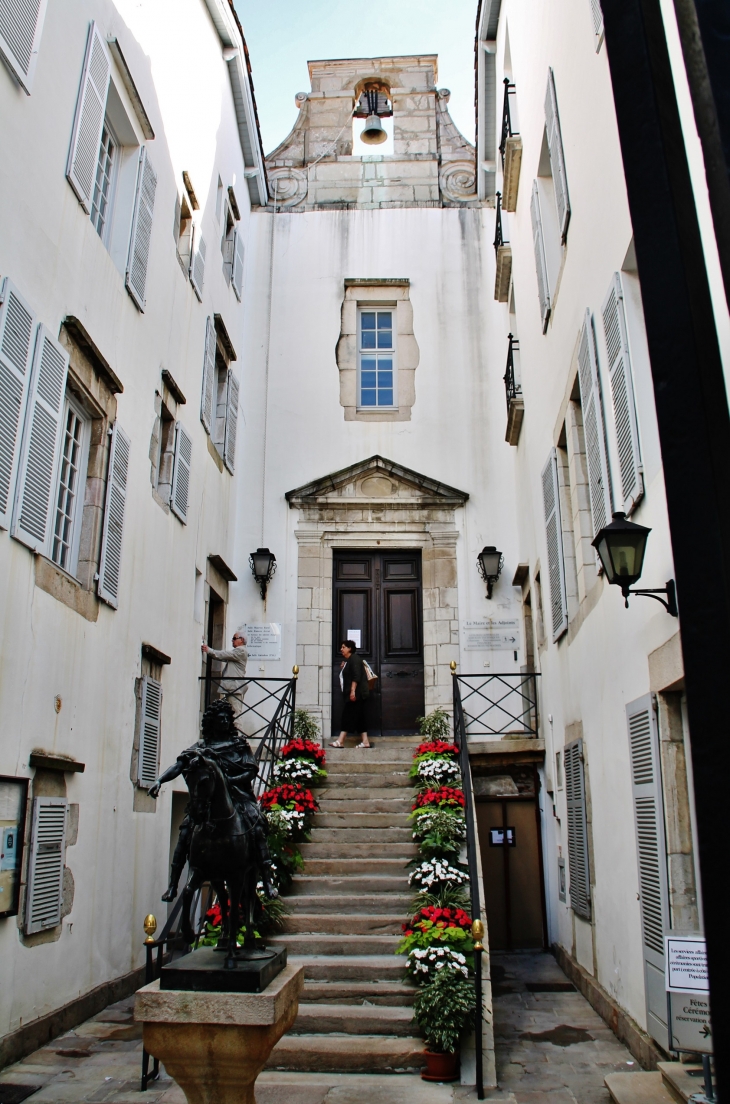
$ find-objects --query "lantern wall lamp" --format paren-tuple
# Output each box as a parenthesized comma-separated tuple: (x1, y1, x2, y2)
(249, 547, 277, 600)
(591, 513, 678, 616)
(477, 546, 504, 599)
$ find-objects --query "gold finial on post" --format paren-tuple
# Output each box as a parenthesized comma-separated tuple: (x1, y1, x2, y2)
(292, 665, 299, 678)
(144, 914, 157, 944)
(450, 660, 457, 672)
(471, 918, 485, 951)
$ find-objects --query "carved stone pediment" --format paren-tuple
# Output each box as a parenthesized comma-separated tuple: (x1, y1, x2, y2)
(285, 455, 469, 510)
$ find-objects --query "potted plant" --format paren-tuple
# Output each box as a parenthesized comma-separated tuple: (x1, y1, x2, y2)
(413, 968, 477, 1082)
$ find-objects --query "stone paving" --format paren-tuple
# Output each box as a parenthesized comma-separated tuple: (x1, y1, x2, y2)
(0, 950, 640, 1104)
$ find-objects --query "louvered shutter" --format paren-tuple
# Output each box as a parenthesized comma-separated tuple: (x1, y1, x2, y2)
(0, 0, 49, 93)
(138, 676, 162, 786)
(97, 422, 130, 608)
(589, 0, 604, 39)
(544, 69, 571, 240)
(25, 797, 66, 934)
(530, 182, 551, 333)
(170, 421, 192, 522)
(66, 23, 111, 213)
(173, 195, 181, 246)
(541, 449, 568, 641)
(0, 280, 36, 530)
(190, 228, 206, 302)
(231, 228, 244, 301)
(125, 147, 157, 312)
(200, 317, 216, 433)
(224, 370, 239, 473)
(627, 694, 670, 1048)
(576, 311, 612, 541)
(602, 274, 643, 513)
(564, 739, 591, 919)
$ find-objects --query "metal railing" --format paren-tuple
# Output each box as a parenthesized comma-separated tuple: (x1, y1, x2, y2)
(454, 672, 539, 739)
(493, 190, 509, 257)
(504, 333, 522, 411)
(498, 78, 518, 167)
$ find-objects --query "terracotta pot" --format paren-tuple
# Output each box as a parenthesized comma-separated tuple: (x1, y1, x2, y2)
(422, 1048, 460, 1082)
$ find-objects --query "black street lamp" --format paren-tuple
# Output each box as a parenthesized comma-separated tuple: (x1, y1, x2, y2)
(249, 547, 277, 600)
(591, 513, 677, 616)
(477, 546, 504, 599)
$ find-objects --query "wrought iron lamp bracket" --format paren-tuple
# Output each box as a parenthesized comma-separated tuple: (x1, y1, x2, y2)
(622, 579, 678, 616)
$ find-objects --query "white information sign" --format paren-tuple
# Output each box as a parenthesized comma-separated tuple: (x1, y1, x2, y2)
(463, 618, 521, 651)
(244, 623, 282, 660)
(346, 629, 362, 648)
(668, 992, 713, 1054)
(666, 935, 709, 993)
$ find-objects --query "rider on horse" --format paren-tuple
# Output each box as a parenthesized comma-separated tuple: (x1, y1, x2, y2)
(148, 700, 278, 902)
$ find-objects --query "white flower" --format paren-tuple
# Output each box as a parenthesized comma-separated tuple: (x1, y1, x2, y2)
(273, 757, 323, 785)
(416, 758, 461, 786)
(406, 945, 469, 980)
(408, 858, 469, 889)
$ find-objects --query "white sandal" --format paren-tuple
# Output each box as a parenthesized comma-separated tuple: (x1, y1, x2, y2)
(355, 742, 372, 749)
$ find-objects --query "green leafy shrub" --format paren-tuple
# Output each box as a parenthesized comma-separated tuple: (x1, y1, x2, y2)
(293, 709, 321, 742)
(412, 806, 467, 858)
(416, 708, 451, 742)
(413, 969, 477, 1053)
(412, 883, 472, 913)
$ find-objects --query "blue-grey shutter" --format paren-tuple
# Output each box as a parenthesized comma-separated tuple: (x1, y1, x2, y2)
(170, 421, 192, 522)
(627, 694, 670, 1049)
(66, 22, 111, 213)
(223, 370, 239, 473)
(0, 279, 36, 530)
(200, 317, 215, 433)
(541, 449, 568, 641)
(25, 797, 66, 934)
(125, 147, 157, 311)
(138, 676, 162, 787)
(97, 421, 130, 608)
(190, 228, 206, 302)
(564, 738, 590, 919)
(590, 0, 604, 43)
(0, 0, 50, 93)
(530, 182, 550, 333)
(231, 228, 244, 301)
(12, 326, 69, 552)
(544, 68, 571, 240)
(576, 310, 612, 540)
(602, 274, 643, 513)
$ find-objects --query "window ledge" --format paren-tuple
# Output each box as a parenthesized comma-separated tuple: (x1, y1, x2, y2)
(34, 556, 99, 623)
(207, 435, 225, 472)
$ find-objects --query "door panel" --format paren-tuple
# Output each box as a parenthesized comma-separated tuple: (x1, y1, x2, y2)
(476, 798, 546, 951)
(385, 591, 419, 653)
(338, 590, 371, 652)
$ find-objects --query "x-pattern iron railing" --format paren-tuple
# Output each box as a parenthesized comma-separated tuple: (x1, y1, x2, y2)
(455, 672, 539, 738)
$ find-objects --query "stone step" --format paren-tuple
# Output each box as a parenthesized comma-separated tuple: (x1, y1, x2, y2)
(321, 774, 411, 790)
(300, 841, 416, 859)
(325, 762, 411, 777)
(282, 913, 404, 936)
(291, 874, 409, 895)
(308, 827, 413, 843)
(296, 858, 409, 877)
(287, 893, 412, 915)
(658, 1062, 705, 1104)
(269, 932, 400, 956)
(605, 1073, 674, 1104)
(291, 1004, 415, 1037)
(315, 812, 412, 828)
(325, 747, 417, 762)
(302, 981, 416, 1006)
(267, 1033, 424, 1074)
(318, 786, 415, 801)
(287, 953, 407, 982)
(317, 798, 412, 814)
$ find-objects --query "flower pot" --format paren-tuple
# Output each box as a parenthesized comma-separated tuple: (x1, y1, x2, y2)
(422, 1049, 460, 1082)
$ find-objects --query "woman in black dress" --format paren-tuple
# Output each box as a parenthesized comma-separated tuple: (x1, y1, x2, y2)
(330, 640, 372, 748)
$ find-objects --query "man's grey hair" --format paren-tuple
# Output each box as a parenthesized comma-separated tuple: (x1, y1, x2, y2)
(235, 628, 247, 642)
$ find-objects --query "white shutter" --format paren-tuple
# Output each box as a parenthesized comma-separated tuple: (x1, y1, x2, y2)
(97, 421, 130, 608)
(564, 739, 591, 919)
(0, 0, 49, 93)
(602, 274, 644, 513)
(627, 694, 669, 1049)
(138, 676, 162, 786)
(530, 182, 551, 333)
(66, 23, 111, 213)
(170, 421, 192, 522)
(11, 327, 69, 552)
(231, 228, 244, 301)
(541, 449, 568, 641)
(223, 370, 239, 473)
(190, 228, 206, 302)
(125, 147, 157, 312)
(0, 279, 36, 529)
(200, 317, 216, 433)
(590, 0, 604, 39)
(25, 797, 66, 934)
(576, 310, 612, 540)
(544, 69, 571, 240)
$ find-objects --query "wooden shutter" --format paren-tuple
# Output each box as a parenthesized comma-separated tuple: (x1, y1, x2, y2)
(200, 317, 216, 433)
(190, 228, 206, 302)
(223, 370, 239, 473)
(544, 69, 571, 240)
(231, 228, 244, 301)
(530, 182, 551, 333)
(66, 22, 111, 213)
(97, 421, 130, 608)
(590, 0, 604, 39)
(12, 327, 69, 552)
(564, 738, 591, 919)
(0, 279, 36, 530)
(576, 310, 612, 540)
(125, 147, 157, 312)
(25, 797, 66, 934)
(170, 421, 192, 522)
(138, 676, 162, 786)
(602, 274, 643, 512)
(0, 0, 50, 93)
(627, 694, 670, 1048)
(541, 449, 568, 641)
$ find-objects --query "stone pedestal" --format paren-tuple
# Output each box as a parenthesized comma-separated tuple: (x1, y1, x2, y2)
(135, 961, 304, 1104)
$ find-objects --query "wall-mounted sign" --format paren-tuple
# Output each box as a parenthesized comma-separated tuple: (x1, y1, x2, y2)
(244, 623, 282, 661)
(0, 776, 29, 919)
(666, 934, 709, 993)
(489, 827, 515, 846)
(463, 618, 521, 651)
(346, 629, 362, 648)
(668, 992, 712, 1054)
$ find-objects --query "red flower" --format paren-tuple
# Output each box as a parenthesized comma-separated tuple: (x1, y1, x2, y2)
(409, 904, 472, 931)
(414, 741, 457, 758)
(260, 784, 319, 813)
(413, 786, 465, 810)
(281, 738, 326, 766)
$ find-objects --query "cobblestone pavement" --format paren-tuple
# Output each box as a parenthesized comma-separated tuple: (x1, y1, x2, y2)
(0, 951, 639, 1103)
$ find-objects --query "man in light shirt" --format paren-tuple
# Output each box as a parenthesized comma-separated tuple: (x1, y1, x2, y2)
(202, 629, 249, 732)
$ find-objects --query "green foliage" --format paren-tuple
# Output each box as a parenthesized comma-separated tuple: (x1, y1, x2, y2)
(397, 921, 474, 960)
(411, 806, 466, 859)
(293, 709, 320, 742)
(416, 708, 451, 742)
(412, 884, 471, 913)
(413, 970, 477, 1053)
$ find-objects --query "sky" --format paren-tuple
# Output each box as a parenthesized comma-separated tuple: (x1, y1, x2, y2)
(233, 0, 479, 157)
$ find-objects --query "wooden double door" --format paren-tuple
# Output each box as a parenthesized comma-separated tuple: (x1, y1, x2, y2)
(332, 550, 424, 736)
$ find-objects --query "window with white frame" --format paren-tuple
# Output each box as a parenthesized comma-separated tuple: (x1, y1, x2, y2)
(51, 395, 90, 574)
(359, 309, 395, 408)
(90, 120, 118, 243)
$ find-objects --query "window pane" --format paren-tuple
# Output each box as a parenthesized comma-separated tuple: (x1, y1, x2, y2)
(361, 371, 377, 388)
(361, 313, 376, 329)
(377, 331, 392, 349)
(91, 122, 116, 239)
(378, 358, 393, 372)
(378, 371, 393, 388)
(361, 390, 376, 406)
(361, 330, 376, 349)
(377, 389, 394, 406)
(377, 312, 392, 328)
(52, 404, 84, 571)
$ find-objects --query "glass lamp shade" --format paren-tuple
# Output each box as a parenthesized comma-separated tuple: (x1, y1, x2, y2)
(250, 547, 276, 581)
(478, 546, 503, 581)
(591, 513, 650, 591)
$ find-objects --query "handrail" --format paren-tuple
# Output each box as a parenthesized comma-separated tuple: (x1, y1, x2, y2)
(499, 78, 518, 167)
(455, 672, 539, 739)
(494, 190, 508, 256)
(504, 333, 522, 412)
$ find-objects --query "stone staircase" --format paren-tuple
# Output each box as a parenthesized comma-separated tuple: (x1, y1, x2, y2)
(266, 736, 425, 1073)
(605, 1062, 708, 1104)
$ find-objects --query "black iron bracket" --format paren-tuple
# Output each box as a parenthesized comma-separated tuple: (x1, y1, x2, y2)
(623, 579, 678, 616)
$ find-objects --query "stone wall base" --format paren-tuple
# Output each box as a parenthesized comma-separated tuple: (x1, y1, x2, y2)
(553, 943, 668, 1070)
